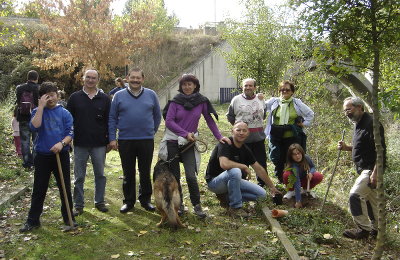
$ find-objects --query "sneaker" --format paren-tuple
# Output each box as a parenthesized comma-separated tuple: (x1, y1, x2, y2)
(193, 204, 207, 219)
(228, 207, 250, 218)
(283, 190, 295, 199)
(308, 191, 317, 199)
(19, 222, 41, 233)
(73, 207, 84, 216)
(95, 204, 109, 213)
(343, 228, 369, 239)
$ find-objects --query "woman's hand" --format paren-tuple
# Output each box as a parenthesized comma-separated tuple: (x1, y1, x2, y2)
(307, 172, 313, 181)
(219, 136, 231, 144)
(186, 132, 196, 142)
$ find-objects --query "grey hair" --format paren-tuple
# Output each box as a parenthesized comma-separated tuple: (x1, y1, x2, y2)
(242, 78, 256, 87)
(344, 96, 365, 111)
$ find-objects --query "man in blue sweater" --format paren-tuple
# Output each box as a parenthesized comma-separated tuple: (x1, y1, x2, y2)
(109, 68, 161, 213)
(67, 69, 111, 216)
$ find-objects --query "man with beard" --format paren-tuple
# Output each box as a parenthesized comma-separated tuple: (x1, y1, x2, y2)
(226, 78, 267, 186)
(338, 97, 386, 239)
(109, 68, 161, 213)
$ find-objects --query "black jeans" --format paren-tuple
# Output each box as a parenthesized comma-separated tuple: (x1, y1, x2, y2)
(246, 139, 267, 186)
(167, 141, 200, 206)
(27, 151, 74, 225)
(269, 136, 298, 183)
(118, 139, 154, 206)
(19, 121, 37, 168)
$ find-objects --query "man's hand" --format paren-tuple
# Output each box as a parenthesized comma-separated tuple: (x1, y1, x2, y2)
(50, 142, 63, 154)
(242, 166, 252, 180)
(256, 93, 264, 100)
(106, 143, 112, 153)
(338, 141, 350, 151)
(219, 136, 231, 144)
(109, 140, 118, 150)
(269, 186, 281, 196)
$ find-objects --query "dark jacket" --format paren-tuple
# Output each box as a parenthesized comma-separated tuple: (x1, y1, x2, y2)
(15, 81, 39, 122)
(67, 90, 111, 147)
(352, 112, 386, 174)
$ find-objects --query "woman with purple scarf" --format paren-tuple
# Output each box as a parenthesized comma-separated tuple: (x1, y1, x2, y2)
(162, 74, 230, 218)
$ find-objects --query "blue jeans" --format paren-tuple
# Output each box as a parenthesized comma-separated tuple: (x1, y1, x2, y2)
(73, 146, 107, 208)
(207, 168, 266, 208)
(19, 121, 37, 168)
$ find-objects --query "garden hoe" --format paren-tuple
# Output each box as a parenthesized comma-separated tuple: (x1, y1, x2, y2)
(56, 153, 76, 232)
(321, 129, 345, 211)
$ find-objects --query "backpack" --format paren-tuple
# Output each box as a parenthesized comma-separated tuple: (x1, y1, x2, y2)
(19, 90, 36, 115)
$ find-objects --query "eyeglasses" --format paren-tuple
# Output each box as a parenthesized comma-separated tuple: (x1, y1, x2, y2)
(280, 88, 291, 92)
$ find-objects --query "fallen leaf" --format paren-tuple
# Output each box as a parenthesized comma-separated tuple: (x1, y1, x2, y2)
(111, 254, 120, 258)
(211, 251, 219, 255)
(187, 226, 194, 230)
(184, 241, 192, 245)
(23, 237, 31, 241)
(323, 234, 333, 239)
(137, 230, 147, 237)
(271, 238, 278, 243)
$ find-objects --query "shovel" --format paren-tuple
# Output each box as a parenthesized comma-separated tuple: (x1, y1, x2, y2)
(56, 153, 76, 231)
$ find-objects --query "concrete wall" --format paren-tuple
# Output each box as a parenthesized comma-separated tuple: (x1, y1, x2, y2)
(157, 41, 238, 108)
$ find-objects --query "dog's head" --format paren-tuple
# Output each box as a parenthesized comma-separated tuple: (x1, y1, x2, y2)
(153, 160, 171, 181)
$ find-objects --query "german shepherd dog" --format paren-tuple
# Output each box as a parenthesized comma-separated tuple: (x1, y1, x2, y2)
(153, 160, 185, 229)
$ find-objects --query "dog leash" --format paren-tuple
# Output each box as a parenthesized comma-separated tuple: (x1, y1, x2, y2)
(163, 139, 207, 165)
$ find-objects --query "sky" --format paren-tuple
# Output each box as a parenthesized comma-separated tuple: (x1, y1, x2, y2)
(16, 0, 284, 28)
(110, 0, 244, 28)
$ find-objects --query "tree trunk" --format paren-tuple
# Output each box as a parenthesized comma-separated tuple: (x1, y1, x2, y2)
(371, 1, 386, 259)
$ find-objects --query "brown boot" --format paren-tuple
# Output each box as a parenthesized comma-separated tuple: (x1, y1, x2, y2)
(216, 193, 229, 208)
(343, 228, 369, 239)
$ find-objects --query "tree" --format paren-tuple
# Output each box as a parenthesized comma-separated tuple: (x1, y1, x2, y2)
(289, 0, 400, 258)
(220, 0, 298, 93)
(0, 0, 17, 46)
(24, 0, 165, 81)
(123, 0, 177, 37)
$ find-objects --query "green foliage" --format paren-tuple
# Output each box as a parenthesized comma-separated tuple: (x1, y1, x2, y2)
(289, 0, 400, 117)
(122, 0, 178, 36)
(220, 0, 298, 92)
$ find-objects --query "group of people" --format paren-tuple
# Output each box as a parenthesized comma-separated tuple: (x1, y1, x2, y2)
(15, 68, 385, 241)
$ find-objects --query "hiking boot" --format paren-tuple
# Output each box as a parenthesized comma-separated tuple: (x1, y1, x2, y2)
(95, 204, 109, 213)
(19, 222, 41, 233)
(228, 207, 250, 218)
(193, 204, 207, 219)
(216, 193, 229, 208)
(73, 207, 84, 216)
(370, 229, 378, 239)
(283, 190, 295, 199)
(343, 228, 369, 239)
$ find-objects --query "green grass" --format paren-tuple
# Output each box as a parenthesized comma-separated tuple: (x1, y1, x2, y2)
(1, 103, 400, 259)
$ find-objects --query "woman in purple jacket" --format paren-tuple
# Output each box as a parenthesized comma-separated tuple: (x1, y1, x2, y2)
(162, 74, 230, 218)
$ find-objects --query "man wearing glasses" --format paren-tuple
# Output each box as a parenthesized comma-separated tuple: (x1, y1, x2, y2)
(338, 97, 386, 239)
(67, 69, 111, 216)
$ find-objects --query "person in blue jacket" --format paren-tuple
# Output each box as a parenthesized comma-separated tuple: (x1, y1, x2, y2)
(20, 82, 75, 232)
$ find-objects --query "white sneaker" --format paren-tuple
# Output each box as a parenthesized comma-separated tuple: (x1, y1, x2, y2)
(283, 191, 295, 199)
(308, 191, 317, 199)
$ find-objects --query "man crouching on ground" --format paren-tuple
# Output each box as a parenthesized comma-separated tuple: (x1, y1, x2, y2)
(205, 121, 280, 217)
